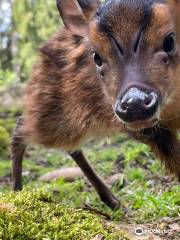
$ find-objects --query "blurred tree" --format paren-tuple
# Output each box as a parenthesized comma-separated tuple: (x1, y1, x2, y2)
(0, 0, 12, 70)
(0, 0, 61, 84)
(12, 0, 61, 81)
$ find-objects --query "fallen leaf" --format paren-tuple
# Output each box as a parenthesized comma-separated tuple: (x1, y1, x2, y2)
(39, 167, 84, 182)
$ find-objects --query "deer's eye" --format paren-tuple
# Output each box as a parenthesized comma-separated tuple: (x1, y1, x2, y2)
(93, 52, 102, 67)
(163, 33, 176, 53)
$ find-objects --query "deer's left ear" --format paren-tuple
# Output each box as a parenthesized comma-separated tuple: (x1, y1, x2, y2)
(56, 0, 101, 36)
(168, 0, 180, 40)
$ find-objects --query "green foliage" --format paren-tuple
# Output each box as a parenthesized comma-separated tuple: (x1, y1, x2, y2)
(125, 185, 180, 222)
(0, 69, 18, 89)
(0, 125, 10, 158)
(0, 190, 128, 240)
(12, 0, 60, 80)
(0, 0, 61, 85)
(0, 1, 12, 70)
(0, 109, 17, 160)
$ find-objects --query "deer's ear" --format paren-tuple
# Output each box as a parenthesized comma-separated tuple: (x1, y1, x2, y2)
(77, 0, 101, 20)
(56, 0, 101, 36)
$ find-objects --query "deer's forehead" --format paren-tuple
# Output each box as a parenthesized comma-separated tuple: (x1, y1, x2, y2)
(146, 4, 173, 45)
(90, 0, 173, 48)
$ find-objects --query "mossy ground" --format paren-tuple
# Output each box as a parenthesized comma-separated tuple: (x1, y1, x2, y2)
(0, 106, 180, 239)
(0, 190, 128, 240)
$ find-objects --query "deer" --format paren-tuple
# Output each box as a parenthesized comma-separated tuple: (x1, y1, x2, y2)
(11, 0, 180, 210)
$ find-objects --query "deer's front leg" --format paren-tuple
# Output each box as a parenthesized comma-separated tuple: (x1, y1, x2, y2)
(11, 117, 26, 191)
(70, 150, 120, 210)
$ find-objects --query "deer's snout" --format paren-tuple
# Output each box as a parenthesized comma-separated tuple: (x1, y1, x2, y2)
(115, 87, 159, 123)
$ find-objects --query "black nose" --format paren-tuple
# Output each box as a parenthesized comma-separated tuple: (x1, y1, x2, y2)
(115, 87, 159, 122)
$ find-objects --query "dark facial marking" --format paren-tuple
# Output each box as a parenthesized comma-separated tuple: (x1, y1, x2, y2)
(96, 0, 166, 44)
(111, 36, 124, 55)
(134, 29, 144, 53)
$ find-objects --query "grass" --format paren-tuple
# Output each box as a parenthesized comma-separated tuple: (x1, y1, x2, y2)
(0, 108, 180, 238)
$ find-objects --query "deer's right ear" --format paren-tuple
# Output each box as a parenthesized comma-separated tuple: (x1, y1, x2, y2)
(56, 0, 101, 36)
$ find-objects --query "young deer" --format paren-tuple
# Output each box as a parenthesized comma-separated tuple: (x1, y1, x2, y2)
(11, 0, 180, 210)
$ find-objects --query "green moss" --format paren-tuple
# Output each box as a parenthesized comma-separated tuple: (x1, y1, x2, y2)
(0, 190, 129, 240)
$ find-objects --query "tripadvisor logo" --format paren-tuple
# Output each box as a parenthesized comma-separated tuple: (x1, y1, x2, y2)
(134, 226, 172, 236)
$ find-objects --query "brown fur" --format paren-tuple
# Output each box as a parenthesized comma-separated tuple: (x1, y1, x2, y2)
(20, 29, 122, 151)
(11, 0, 180, 206)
